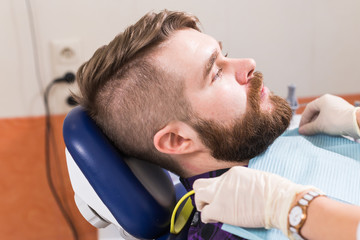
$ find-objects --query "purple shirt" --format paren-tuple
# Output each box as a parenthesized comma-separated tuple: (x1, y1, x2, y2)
(180, 169, 246, 240)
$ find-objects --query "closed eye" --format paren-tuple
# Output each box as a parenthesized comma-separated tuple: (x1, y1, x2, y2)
(212, 68, 223, 82)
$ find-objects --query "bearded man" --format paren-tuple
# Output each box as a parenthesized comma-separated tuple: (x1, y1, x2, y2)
(74, 10, 360, 240)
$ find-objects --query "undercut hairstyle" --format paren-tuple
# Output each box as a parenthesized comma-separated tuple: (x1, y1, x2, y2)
(74, 10, 200, 176)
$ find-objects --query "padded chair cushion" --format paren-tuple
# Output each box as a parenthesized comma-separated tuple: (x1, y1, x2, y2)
(63, 106, 176, 239)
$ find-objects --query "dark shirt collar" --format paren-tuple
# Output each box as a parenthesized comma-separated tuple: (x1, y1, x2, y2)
(180, 168, 235, 192)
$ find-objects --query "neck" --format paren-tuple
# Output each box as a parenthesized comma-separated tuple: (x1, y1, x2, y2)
(177, 151, 249, 178)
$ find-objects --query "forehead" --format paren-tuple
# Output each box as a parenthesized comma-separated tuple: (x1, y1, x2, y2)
(154, 28, 220, 79)
(167, 28, 219, 54)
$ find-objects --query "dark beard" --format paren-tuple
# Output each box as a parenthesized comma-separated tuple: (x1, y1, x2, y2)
(190, 72, 292, 162)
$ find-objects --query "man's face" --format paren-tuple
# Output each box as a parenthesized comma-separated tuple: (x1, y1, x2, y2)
(156, 28, 291, 162)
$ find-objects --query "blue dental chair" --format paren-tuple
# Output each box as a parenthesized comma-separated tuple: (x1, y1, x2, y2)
(63, 106, 191, 240)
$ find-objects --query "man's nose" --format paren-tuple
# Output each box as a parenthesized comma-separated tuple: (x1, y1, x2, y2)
(234, 58, 256, 85)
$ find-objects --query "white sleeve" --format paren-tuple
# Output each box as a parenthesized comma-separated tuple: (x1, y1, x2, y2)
(357, 221, 360, 240)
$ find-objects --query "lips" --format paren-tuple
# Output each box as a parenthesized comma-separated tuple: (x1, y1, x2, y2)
(260, 85, 267, 99)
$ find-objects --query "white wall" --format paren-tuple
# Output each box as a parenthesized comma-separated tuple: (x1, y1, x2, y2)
(2, 0, 360, 118)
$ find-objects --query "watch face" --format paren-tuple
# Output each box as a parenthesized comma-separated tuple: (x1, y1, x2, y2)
(289, 206, 303, 226)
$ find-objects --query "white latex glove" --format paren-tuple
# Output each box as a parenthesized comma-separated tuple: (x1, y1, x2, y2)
(193, 167, 319, 236)
(299, 94, 360, 139)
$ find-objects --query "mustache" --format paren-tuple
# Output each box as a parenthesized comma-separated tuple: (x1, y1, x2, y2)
(249, 71, 264, 89)
(247, 71, 264, 111)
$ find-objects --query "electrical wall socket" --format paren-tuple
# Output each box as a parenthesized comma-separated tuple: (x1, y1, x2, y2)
(50, 39, 81, 79)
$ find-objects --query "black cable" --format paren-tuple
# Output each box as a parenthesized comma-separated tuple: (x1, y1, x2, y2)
(26, 0, 79, 237)
(44, 79, 79, 240)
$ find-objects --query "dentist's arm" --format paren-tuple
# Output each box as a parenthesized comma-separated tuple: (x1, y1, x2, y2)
(299, 94, 360, 139)
(194, 167, 360, 240)
(299, 193, 360, 240)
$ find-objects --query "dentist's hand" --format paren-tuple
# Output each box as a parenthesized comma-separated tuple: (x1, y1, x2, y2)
(193, 167, 318, 235)
(299, 94, 360, 139)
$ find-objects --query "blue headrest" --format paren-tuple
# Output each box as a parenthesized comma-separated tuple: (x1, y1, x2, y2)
(63, 106, 175, 239)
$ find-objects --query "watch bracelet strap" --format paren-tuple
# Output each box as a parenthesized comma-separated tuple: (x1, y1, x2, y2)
(288, 190, 325, 240)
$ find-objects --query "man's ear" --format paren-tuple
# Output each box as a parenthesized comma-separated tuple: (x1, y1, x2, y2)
(153, 121, 200, 155)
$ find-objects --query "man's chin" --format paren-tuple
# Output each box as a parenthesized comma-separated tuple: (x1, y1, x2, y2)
(260, 100, 274, 112)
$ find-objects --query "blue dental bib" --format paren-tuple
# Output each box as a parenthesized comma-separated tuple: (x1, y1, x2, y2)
(222, 129, 360, 240)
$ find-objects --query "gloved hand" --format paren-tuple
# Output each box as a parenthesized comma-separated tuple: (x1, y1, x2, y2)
(193, 167, 319, 236)
(299, 94, 360, 139)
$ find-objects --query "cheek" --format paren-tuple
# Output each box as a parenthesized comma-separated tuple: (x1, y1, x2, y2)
(193, 83, 248, 122)
(218, 85, 247, 116)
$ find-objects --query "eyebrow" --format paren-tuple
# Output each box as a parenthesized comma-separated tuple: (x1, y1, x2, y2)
(203, 41, 223, 81)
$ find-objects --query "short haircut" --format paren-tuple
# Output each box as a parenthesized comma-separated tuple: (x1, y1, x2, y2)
(74, 10, 200, 175)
